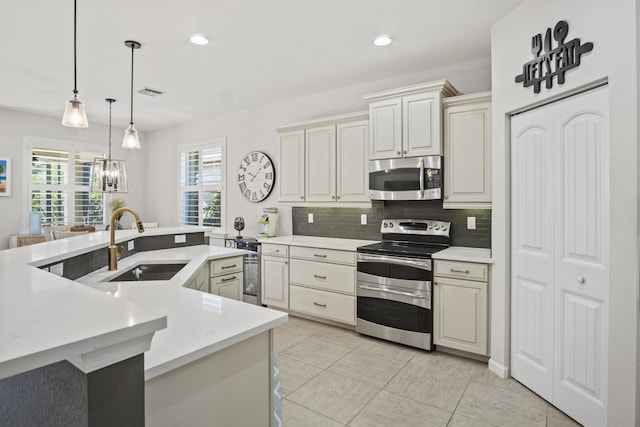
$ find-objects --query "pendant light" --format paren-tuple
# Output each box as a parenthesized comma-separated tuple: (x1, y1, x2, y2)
(61, 0, 89, 128)
(90, 99, 128, 193)
(122, 40, 141, 149)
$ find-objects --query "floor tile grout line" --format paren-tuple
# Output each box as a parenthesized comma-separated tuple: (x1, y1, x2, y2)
(282, 396, 348, 426)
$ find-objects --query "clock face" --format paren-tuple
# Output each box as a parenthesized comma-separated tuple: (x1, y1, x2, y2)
(238, 151, 276, 202)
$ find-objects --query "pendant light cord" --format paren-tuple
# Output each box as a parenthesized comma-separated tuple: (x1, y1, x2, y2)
(73, 0, 78, 95)
(108, 99, 113, 159)
(129, 44, 134, 125)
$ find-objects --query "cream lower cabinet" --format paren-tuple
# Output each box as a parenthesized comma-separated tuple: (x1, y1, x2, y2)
(434, 260, 489, 356)
(261, 244, 289, 309)
(209, 256, 243, 301)
(288, 246, 356, 325)
(185, 263, 210, 292)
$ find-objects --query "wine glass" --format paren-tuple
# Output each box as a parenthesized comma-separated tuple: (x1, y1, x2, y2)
(233, 217, 245, 239)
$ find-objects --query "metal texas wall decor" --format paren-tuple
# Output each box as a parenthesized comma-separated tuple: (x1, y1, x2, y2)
(515, 20, 593, 93)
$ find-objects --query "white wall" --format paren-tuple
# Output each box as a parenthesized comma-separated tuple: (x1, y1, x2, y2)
(0, 109, 148, 249)
(491, 0, 638, 425)
(146, 57, 492, 238)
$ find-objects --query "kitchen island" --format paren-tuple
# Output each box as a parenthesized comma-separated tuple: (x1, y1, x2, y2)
(0, 227, 287, 426)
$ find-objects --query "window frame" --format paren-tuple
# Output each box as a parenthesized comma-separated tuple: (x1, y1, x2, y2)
(23, 136, 108, 230)
(177, 138, 226, 232)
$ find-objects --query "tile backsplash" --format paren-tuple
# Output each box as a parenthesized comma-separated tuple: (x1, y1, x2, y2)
(292, 201, 491, 248)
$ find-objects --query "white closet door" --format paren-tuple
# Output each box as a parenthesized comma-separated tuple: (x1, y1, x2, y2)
(510, 105, 556, 401)
(511, 85, 609, 427)
(552, 86, 609, 426)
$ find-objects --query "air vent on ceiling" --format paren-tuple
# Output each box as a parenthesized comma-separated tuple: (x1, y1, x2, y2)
(138, 87, 165, 97)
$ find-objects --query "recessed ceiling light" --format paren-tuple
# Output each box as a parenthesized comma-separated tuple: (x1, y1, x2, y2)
(374, 35, 392, 46)
(190, 34, 209, 45)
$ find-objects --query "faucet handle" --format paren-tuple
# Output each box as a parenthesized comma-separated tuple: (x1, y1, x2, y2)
(136, 221, 145, 233)
(117, 245, 125, 259)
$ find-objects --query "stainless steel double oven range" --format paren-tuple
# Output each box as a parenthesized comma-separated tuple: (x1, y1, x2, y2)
(356, 219, 451, 351)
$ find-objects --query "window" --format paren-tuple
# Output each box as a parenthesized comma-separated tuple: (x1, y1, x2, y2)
(29, 139, 106, 226)
(178, 139, 225, 230)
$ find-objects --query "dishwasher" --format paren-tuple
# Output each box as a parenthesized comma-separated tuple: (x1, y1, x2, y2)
(225, 237, 261, 305)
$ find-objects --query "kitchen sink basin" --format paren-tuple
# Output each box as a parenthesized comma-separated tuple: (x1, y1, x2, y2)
(107, 262, 188, 282)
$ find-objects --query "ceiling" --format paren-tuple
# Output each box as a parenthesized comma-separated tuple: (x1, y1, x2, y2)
(0, 0, 524, 132)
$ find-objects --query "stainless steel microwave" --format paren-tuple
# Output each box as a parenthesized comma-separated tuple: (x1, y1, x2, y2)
(369, 156, 442, 201)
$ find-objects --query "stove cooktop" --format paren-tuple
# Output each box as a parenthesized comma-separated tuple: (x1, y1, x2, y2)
(356, 241, 447, 259)
(357, 218, 451, 259)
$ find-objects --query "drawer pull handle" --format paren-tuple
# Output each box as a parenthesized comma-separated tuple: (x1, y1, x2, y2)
(313, 302, 327, 307)
(313, 274, 327, 279)
(450, 268, 469, 274)
(314, 254, 327, 258)
(221, 276, 237, 282)
(221, 264, 237, 269)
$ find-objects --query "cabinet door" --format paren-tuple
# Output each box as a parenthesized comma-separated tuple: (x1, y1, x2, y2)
(337, 120, 369, 202)
(305, 125, 336, 202)
(279, 130, 305, 202)
(261, 255, 289, 309)
(444, 100, 491, 208)
(403, 92, 442, 157)
(369, 98, 402, 159)
(211, 272, 243, 301)
(434, 276, 488, 355)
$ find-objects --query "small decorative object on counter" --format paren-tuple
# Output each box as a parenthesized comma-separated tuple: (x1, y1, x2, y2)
(234, 216, 245, 239)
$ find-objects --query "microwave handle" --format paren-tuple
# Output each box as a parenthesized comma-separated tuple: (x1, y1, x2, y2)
(419, 157, 424, 198)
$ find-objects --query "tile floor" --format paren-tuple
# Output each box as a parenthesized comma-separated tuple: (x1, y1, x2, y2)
(275, 316, 582, 427)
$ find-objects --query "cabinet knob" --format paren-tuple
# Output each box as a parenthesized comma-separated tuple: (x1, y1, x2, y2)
(404, 150, 407, 154)
(396, 151, 401, 155)
(332, 196, 335, 200)
(577, 276, 585, 284)
(300, 196, 304, 200)
(444, 195, 449, 200)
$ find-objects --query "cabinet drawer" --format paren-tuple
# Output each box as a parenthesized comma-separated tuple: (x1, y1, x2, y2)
(289, 246, 355, 265)
(290, 285, 355, 325)
(210, 256, 243, 276)
(434, 260, 488, 282)
(261, 244, 289, 257)
(211, 272, 243, 301)
(289, 259, 355, 294)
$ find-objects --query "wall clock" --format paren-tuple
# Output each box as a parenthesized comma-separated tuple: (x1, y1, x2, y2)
(238, 151, 275, 202)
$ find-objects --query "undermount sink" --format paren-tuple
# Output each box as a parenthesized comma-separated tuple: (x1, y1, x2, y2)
(106, 263, 188, 282)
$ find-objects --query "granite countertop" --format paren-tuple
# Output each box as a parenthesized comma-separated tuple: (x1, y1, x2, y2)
(432, 246, 493, 263)
(259, 235, 379, 251)
(0, 227, 287, 382)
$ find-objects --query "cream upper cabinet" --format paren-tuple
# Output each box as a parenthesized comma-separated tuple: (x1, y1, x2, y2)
(278, 130, 305, 202)
(336, 120, 369, 202)
(365, 80, 458, 160)
(305, 125, 337, 202)
(368, 98, 402, 159)
(443, 92, 492, 209)
(277, 112, 369, 205)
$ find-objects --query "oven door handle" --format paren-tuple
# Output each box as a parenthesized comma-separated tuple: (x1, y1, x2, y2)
(357, 253, 432, 270)
(419, 157, 424, 199)
(358, 284, 428, 299)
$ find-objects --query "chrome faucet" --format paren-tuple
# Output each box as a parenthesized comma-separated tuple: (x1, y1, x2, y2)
(109, 207, 145, 270)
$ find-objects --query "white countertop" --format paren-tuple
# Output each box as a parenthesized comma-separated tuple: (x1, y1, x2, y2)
(259, 235, 379, 251)
(0, 227, 287, 381)
(77, 245, 288, 380)
(432, 246, 493, 263)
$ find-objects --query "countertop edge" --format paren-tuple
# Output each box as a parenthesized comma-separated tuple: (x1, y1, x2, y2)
(431, 246, 494, 264)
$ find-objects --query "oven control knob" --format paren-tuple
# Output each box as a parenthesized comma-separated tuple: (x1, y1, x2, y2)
(389, 223, 393, 228)
(434, 225, 440, 230)
(442, 226, 447, 231)
(383, 223, 388, 228)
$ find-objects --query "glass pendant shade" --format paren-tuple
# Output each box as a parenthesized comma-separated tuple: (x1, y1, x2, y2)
(122, 124, 140, 149)
(62, 94, 89, 128)
(90, 158, 128, 193)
